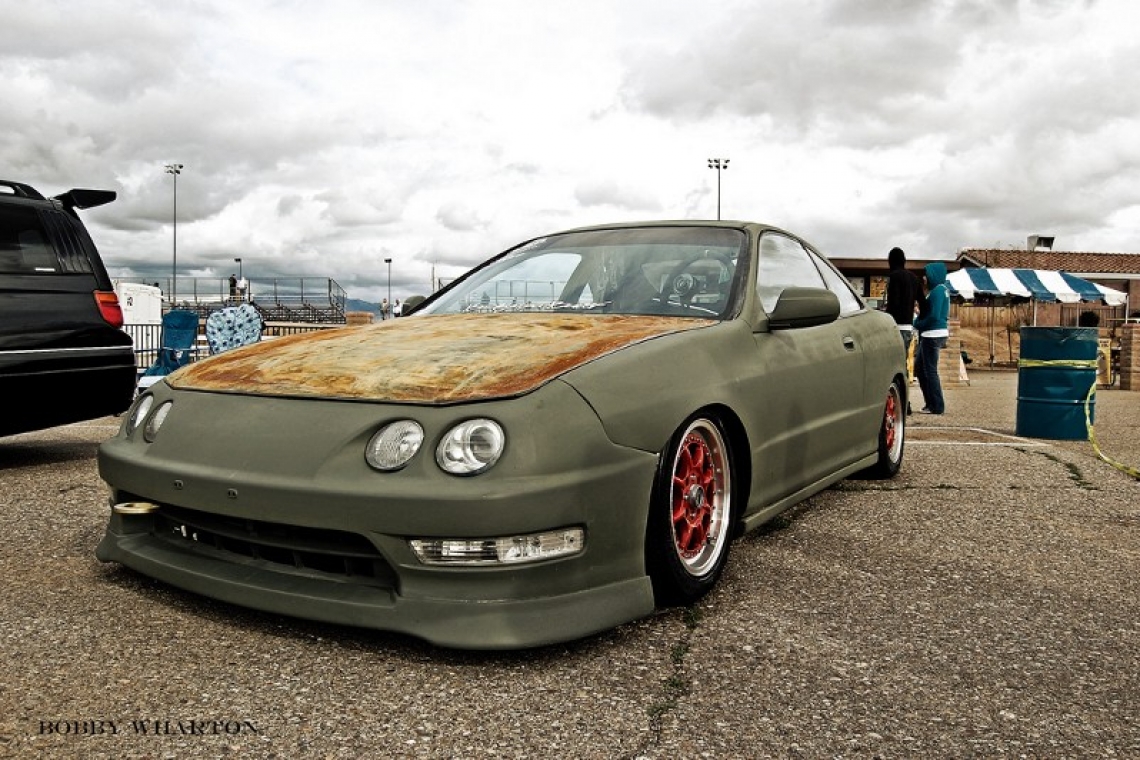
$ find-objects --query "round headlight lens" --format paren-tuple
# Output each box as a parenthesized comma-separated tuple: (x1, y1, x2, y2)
(436, 419, 505, 475)
(128, 394, 154, 434)
(366, 420, 424, 471)
(143, 401, 173, 442)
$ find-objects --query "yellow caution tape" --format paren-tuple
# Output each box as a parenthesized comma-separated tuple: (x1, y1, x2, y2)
(1017, 358, 1098, 370)
(1083, 381, 1140, 481)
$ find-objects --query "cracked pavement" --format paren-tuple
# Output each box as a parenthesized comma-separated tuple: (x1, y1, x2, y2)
(2, 370, 1137, 758)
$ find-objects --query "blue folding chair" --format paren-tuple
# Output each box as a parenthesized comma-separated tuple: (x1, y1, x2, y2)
(138, 309, 199, 391)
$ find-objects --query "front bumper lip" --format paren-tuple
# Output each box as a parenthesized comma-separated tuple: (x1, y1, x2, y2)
(96, 512, 654, 650)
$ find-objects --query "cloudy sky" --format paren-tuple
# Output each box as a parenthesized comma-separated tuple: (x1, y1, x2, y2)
(3, 0, 1138, 303)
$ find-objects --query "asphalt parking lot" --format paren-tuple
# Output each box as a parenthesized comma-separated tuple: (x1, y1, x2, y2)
(1, 370, 1137, 759)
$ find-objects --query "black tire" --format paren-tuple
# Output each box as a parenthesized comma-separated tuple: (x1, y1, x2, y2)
(865, 378, 905, 478)
(645, 415, 735, 606)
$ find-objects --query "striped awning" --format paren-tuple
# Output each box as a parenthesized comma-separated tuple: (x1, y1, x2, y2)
(946, 268, 1127, 306)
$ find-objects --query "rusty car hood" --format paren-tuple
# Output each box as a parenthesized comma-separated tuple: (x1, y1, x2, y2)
(168, 313, 713, 404)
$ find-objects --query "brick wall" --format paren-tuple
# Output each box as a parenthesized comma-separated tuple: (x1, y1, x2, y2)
(1121, 323, 1140, 391)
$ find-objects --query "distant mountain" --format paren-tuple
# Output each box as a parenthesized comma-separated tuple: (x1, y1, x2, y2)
(344, 297, 381, 314)
(345, 295, 431, 315)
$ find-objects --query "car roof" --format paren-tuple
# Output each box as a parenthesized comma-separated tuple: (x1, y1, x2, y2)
(0, 180, 49, 202)
(555, 219, 771, 235)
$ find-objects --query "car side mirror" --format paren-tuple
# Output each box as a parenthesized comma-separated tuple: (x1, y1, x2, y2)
(765, 287, 840, 330)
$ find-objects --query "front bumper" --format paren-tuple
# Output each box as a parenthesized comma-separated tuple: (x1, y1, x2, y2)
(96, 509, 653, 649)
(96, 381, 660, 649)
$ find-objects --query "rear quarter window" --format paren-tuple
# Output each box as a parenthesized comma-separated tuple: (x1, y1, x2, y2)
(809, 248, 865, 316)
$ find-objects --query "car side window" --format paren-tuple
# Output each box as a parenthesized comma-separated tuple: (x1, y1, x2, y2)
(755, 232, 826, 313)
(807, 247, 864, 316)
(0, 205, 60, 274)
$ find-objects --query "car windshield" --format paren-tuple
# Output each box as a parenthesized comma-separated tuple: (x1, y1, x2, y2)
(419, 226, 747, 319)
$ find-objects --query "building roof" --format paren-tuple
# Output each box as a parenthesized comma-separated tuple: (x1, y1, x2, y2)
(958, 249, 1140, 276)
(827, 256, 957, 276)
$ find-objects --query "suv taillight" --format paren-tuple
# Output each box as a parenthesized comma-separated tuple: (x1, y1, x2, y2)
(94, 290, 124, 328)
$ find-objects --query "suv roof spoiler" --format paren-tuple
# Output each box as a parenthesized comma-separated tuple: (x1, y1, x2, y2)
(53, 188, 116, 211)
(0, 181, 116, 210)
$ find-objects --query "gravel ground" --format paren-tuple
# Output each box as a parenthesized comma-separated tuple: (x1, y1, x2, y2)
(1, 370, 1137, 759)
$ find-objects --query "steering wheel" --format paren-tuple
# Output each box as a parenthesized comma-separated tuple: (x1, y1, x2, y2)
(654, 251, 735, 312)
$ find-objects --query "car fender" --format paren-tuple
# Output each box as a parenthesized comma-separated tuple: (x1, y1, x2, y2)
(559, 321, 756, 454)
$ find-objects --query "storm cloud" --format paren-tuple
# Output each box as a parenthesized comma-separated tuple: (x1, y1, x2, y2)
(2, 0, 1136, 302)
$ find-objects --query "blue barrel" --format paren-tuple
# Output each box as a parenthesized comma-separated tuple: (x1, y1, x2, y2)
(1016, 327, 1098, 440)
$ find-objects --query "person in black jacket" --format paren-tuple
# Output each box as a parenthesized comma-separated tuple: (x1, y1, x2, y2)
(884, 247, 922, 414)
(885, 246, 922, 350)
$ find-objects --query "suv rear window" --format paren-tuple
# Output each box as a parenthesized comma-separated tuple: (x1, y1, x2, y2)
(0, 204, 92, 275)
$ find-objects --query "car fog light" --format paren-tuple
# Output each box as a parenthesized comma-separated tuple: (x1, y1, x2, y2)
(366, 420, 424, 471)
(113, 502, 159, 515)
(409, 528, 584, 566)
(436, 418, 505, 475)
(143, 401, 173, 442)
(127, 394, 154, 434)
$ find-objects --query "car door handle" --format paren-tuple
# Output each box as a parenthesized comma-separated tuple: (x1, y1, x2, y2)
(842, 336, 856, 351)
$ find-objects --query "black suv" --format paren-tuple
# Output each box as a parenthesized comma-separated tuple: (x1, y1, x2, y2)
(1, 180, 136, 436)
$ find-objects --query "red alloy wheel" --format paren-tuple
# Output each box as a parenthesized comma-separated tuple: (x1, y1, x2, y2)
(884, 389, 898, 452)
(669, 419, 731, 577)
(883, 382, 904, 467)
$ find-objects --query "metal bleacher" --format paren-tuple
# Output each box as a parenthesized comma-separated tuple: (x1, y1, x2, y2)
(126, 276, 348, 325)
(118, 277, 350, 373)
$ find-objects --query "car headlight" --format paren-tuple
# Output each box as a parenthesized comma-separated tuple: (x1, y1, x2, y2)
(127, 394, 154, 434)
(366, 420, 424, 471)
(143, 401, 173, 442)
(436, 418, 505, 475)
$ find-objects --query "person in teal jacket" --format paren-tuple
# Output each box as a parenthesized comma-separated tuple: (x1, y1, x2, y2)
(913, 262, 949, 414)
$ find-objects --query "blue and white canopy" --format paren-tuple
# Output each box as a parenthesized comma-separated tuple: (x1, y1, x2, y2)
(946, 267, 1127, 306)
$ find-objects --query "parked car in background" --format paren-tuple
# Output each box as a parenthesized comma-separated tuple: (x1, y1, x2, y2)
(0, 180, 137, 437)
(98, 221, 907, 649)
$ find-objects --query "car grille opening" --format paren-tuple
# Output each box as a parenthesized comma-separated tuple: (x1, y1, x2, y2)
(153, 504, 397, 589)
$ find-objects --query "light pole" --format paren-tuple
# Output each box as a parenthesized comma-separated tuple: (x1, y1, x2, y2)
(384, 258, 392, 319)
(164, 163, 183, 303)
(707, 158, 729, 220)
(234, 257, 242, 280)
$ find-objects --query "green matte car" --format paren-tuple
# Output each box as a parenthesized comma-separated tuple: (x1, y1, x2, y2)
(97, 221, 907, 649)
